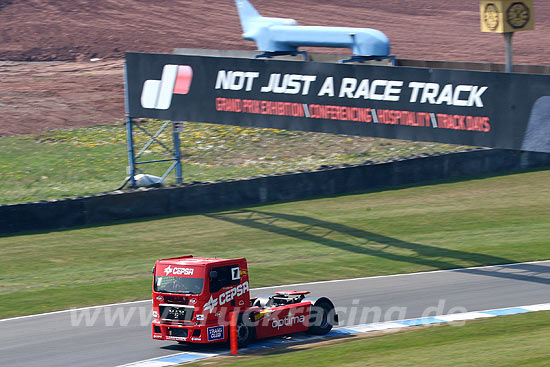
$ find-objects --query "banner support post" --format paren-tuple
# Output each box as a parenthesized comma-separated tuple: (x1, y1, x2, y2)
(124, 62, 137, 188)
(172, 121, 183, 184)
(504, 32, 514, 73)
(125, 118, 136, 188)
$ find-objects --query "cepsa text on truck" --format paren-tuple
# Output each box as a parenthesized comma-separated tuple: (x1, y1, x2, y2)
(151, 256, 338, 346)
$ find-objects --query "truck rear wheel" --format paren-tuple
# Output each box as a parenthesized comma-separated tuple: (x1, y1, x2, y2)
(307, 298, 337, 335)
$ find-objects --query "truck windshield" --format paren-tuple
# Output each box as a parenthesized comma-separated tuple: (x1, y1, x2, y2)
(154, 276, 204, 295)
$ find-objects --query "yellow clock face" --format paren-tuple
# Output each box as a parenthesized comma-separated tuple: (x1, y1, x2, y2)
(507, 2, 530, 29)
(484, 4, 499, 30)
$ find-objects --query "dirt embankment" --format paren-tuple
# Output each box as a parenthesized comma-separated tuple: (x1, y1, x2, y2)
(1, 0, 549, 136)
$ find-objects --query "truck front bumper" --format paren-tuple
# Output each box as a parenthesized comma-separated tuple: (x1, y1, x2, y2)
(152, 321, 227, 344)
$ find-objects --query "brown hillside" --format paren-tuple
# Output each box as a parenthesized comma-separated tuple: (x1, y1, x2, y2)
(1, 0, 549, 135)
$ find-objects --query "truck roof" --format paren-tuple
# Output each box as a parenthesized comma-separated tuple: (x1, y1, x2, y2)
(156, 255, 246, 267)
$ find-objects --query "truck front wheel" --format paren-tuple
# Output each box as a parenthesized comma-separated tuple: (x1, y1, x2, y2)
(236, 314, 254, 347)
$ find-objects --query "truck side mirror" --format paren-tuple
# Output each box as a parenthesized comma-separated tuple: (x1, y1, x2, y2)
(209, 270, 218, 279)
(152, 266, 155, 274)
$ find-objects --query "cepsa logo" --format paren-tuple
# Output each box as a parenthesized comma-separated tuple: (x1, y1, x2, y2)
(203, 281, 250, 314)
(141, 65, 193, 110)
(163, 265, 194, 276)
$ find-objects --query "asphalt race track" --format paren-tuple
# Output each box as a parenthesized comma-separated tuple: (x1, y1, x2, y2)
(1, 261, 549, 367)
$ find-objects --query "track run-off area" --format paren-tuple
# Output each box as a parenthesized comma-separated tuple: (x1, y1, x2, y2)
(1, 260, 549, 367)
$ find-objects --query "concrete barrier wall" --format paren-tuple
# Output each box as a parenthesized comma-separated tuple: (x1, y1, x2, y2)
(1, 149, 550, 234)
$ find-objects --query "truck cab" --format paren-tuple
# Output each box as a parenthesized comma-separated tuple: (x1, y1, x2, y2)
(152, 256, 250, 343)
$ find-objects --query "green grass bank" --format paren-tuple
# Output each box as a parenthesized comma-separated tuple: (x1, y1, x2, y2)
(1, 169, 549, 318)
(0, 121, 466, 204)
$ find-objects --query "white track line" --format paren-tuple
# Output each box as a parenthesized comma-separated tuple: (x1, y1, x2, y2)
(0, 299, 151, 323)
(1, 259, 548, 323)
(252, 259, 550, 290)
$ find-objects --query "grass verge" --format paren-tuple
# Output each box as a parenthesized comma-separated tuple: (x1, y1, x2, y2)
(1, 169, 549, 318)
(187, 311, 550, 367)
(0, 121, 466, 204)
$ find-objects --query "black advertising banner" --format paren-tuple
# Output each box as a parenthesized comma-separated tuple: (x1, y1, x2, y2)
(126, 52, 550, 153)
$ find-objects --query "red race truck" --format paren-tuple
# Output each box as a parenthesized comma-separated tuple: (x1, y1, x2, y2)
(152, 255, 338, 346)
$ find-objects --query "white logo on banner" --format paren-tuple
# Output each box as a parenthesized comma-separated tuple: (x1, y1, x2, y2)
(141, 65, 193, 110)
